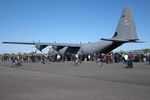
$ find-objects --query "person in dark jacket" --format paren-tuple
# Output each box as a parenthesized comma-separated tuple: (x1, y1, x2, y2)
(127, 53, 134, 68)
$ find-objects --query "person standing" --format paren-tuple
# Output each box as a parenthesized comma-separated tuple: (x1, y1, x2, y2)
(124, 53, 128, 64)
(147, 54, 150, 65)
(127, 53, 134, 68)
(11, 56, 15, 67)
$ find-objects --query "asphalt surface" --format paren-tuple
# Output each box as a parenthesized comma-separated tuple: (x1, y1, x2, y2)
(0, 61, 150, 100)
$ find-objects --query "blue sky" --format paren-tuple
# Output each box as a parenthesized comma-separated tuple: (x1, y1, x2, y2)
(0, 0, 150, 54)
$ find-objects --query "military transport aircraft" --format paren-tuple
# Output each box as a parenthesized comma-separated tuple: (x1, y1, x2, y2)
(2, 7, 141, 56)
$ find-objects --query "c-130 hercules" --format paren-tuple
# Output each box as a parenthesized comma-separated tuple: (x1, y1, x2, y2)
(2, 7, 142, 56)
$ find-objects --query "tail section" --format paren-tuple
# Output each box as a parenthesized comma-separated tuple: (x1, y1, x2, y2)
(101, 7, 139, 42)
(113, 7, 139, 41)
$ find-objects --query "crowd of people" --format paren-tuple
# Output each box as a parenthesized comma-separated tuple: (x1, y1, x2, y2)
(0, 51, 150, 67)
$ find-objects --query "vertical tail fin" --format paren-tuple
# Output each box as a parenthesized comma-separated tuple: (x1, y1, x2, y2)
(113, 7, 139, 41)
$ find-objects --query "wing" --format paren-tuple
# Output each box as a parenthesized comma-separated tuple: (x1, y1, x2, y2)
(2, 41, 82, 51)
(2, 41, 81, 47)
(2, 42, 36, 45)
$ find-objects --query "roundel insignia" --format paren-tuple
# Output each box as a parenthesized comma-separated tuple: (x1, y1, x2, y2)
(124, 19, 129, 25)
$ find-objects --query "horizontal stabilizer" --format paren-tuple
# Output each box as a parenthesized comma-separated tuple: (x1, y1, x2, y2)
(101, 38, 128, 42)
(127, 40, 145, 43)
(101, 38, 144, 43)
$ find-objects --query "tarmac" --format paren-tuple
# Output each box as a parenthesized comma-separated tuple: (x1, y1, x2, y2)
(0, 61, 150, 100)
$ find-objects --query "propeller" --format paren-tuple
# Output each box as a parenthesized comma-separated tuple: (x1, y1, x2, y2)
(29, 41, 37, 53)
(30, 40, 41, 53)
(35, 40, 41, 52)
(35, 40, 48, 52)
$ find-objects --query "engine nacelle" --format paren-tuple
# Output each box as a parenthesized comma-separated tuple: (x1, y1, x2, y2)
(35, 44, 47, 51)
(52, 46, 64, 51)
